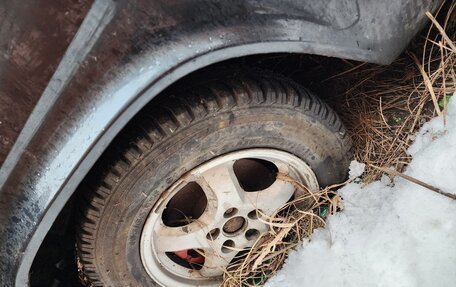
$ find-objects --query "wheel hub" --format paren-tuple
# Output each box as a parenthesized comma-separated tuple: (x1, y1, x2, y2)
(223, 216, 246, 234)
(140, 149, 319, 287)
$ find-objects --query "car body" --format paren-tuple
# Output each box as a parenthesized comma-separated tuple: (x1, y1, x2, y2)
(0, 0, 440, 286)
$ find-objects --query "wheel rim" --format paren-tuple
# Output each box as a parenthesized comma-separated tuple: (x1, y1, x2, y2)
(140, 148, 319, 286)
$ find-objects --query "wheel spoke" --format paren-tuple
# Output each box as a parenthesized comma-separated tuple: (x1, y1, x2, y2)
(154, 223, 212, 252)
(244, 179, 295, 215)
(197, 162, 245, 209)
(199, 249, 238, 277)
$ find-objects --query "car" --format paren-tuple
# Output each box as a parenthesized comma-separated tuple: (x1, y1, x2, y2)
(0, 0, 441, 286)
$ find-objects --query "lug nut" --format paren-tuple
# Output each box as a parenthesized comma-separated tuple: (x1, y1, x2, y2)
(245, 229, 260, 241)
(248, 209, 261, 219)
(223, 207, 238, 218)
(221, 240, 235, 253)
(206, 228, 220, 240)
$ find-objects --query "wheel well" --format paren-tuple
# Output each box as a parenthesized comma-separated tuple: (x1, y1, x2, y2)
(29, 52, 351, 286)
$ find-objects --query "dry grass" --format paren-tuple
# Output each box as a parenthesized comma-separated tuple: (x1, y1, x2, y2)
(221, 174, 346, 287)
(333, 2, 455, 182)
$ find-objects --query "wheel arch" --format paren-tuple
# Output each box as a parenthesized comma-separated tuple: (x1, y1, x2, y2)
(1, 39, 343, 287)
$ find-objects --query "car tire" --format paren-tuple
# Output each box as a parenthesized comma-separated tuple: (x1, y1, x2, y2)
(76, 69, 352, 286)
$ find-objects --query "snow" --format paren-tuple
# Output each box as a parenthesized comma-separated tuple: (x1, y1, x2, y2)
(267, 93, 456, 287)
(348, 160, 366, 179)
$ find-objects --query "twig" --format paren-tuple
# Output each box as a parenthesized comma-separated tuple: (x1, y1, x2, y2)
(370, 165, 456, 200)
(426, 11, 456, 52)
(411, 53, 443, 117)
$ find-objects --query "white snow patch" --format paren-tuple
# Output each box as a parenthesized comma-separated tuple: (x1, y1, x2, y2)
(348, 160, 366, 179)
(267, 93, 456, 287)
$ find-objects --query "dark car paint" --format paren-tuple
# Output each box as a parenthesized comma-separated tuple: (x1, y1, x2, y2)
(0, 0, 440, 286)
(0, 0, 93, 166)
